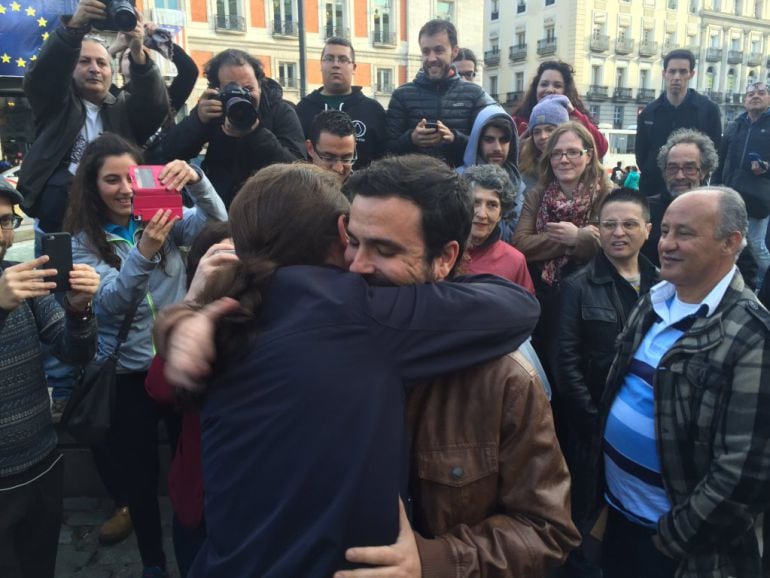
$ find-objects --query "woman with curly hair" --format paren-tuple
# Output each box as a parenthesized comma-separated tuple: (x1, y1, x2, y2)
(63, 132, 226, 578)
(512, 61, 608, 158)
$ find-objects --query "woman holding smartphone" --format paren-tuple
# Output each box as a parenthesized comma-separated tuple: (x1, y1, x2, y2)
(63, 132, 226, 578)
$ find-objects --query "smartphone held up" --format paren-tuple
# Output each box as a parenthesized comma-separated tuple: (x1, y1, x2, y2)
(41, 232, 73, 292)
(129, 165, 184, 222)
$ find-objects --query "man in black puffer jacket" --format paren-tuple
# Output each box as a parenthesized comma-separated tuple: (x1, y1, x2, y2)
(385, 19, 494, 167)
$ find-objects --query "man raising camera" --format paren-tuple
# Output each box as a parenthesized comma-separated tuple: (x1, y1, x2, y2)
(162, 49, 306, 207)
(18, 0, 168, 235)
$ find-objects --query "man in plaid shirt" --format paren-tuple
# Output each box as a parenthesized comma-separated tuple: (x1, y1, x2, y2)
(595, 186, 770, 578)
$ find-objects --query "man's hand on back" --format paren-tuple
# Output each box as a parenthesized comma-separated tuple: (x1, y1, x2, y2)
(333, 499, 421, 578)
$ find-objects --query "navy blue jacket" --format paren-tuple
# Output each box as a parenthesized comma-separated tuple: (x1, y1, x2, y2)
(190, 266, 540, 577)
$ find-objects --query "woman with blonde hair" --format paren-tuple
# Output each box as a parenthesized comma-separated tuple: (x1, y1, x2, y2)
(513, 121, 612, 431)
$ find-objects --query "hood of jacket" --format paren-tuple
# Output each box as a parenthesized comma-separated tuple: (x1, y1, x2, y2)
(259, 77, 287, 116)
(458, 104, 521, 183)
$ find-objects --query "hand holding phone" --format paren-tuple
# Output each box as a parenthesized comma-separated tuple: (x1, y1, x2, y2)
(130, 165, 184, 222)
(423, 121, 439, 130)
(41, 232, 73, 292)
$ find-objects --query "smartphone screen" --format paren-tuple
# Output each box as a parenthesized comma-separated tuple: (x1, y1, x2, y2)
(41, 232, 73, 292)
(424, 122, 439, 130)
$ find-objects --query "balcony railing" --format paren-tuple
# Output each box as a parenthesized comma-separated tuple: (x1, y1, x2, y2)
(537, 38, 557, 56)
(324, 25, 350, 40)
(375, 83, 394, 94)
(724, 92, 744, 105)
(636, 88, 656, 102)
(215, 13, 246, 32)
(586, 85, 609, 100)
(639, 40, 658, 57)
(748, 52, 763, 66)
(484, 48, 501, 66)
(590, 34, 609, 52)
(372, 31, 396, 46)
(505, 91, 524, 105)
(272, 19, 297, 37)
(706, 90, 723, 102)
(279, 77, 298, 89)
(727, 50, 743, 64)
(615, 38, 634, 55)
(706, 47, 723, 62)
(508, 44, 527, 61)
(613, 87, 633, 101)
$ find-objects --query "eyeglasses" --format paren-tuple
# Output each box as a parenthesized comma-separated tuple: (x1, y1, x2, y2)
(321, 55, 354, 65)
(0, 214, 23, 230)
(550, 149, 589, 160)
(664, 163, 701, 177)
(458, 71, 476, 80)
(599, 220, 644, 232)
(315, 151, 357, 165)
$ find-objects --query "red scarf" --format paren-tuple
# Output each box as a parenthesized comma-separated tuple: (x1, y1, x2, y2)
(535, 180, 596, 286)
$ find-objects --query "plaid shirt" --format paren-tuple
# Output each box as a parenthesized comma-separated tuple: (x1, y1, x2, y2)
(600, 271, 770, 577)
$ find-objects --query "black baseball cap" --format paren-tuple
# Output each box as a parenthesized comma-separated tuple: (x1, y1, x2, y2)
(0, 176, 23, 205)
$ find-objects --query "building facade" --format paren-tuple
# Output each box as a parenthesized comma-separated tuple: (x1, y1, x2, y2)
(141, 0, 484, 108)
(484, 0, 770, 133)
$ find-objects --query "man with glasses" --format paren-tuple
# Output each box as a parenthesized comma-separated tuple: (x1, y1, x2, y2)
(713, 82, 770, 290)
(306, 110, 357, 182)
(296, 37, 386, 170)
(0, 176, 99, 577)
(386, 19, 495, 167)
(635, 49, 722, 197)
(558, 188, 658, 576)
(589, 187, 770, 578)
(453, 48, 478, 83)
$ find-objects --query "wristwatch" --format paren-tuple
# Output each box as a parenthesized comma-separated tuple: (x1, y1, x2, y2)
(63, 295, 93, 320)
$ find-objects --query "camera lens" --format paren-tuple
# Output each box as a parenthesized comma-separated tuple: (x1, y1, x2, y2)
(110, 0, 137, 31)
(226, 98, 258, 131)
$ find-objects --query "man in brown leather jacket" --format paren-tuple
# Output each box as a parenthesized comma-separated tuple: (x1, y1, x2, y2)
(334, 155, 580, 577)
(157, 155, 580, 576)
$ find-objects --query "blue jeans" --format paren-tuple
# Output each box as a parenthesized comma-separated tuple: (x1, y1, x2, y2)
(34, 230, 77, 401)
(748, 216, 770, 291)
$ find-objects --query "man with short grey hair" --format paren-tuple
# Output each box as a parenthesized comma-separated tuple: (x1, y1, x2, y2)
(589, 186, 770, 578)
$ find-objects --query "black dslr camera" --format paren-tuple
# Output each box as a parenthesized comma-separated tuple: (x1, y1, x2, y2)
(218, 82, 260, 131)
(92, 0, 138, 32)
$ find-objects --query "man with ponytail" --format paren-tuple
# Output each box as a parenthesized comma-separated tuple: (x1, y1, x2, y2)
(154, 160, 544, 577)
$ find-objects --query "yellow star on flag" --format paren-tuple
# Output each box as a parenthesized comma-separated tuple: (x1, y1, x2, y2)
(37, 16, 47, 26)
(25, 6, 34, 15)
(16, 57, 26, 68)
(41, 31, 49, 40)
(1, 53, 10, 63)
(10, 1, 20, 11)
(0, 5, 6, 14)
(31, 55, 37, 61)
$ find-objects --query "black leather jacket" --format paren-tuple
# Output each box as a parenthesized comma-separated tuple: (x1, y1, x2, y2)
(557, 251, 659, 436)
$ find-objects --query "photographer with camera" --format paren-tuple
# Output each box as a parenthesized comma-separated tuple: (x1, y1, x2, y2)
(162, 49, 305, 208)
(18, 0, 168, 235)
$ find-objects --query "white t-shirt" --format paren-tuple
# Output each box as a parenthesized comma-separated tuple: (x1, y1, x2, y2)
(68, 100, 103, 174)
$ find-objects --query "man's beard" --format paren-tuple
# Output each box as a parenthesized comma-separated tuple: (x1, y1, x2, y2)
(360, 263, 438, 286)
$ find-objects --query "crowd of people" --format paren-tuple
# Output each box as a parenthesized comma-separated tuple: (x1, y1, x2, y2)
(1, 1, 770, 577)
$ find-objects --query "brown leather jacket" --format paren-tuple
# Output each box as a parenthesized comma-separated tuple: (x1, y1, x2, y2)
(407, 351, 580, 577)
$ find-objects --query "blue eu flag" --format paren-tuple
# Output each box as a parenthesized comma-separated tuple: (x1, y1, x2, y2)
(0, 0, 74, 77)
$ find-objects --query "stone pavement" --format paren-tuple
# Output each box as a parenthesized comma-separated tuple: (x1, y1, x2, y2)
(56, 497, 178, 577)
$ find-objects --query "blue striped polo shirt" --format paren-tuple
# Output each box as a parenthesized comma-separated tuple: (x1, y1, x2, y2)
(603, 268, 736, 527)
